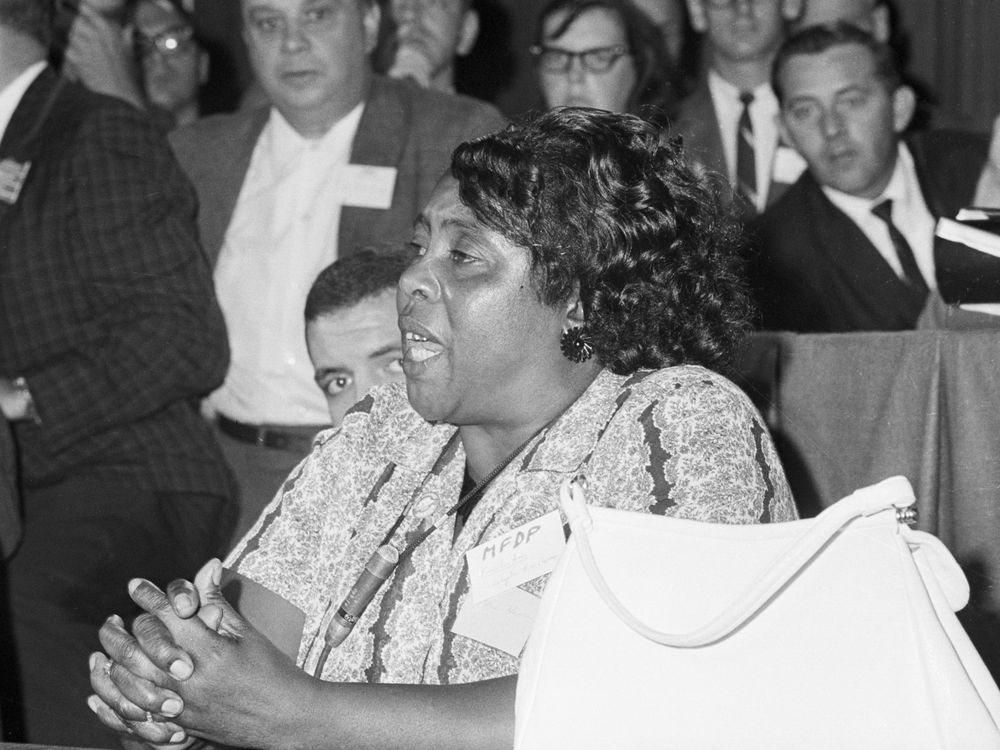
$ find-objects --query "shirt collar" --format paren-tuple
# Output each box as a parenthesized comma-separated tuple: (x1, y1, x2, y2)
(707, 68, 775, 107)
(265, 100, 365, 167)
(0, 61, 47, 146)
(821, 143, 913, 216)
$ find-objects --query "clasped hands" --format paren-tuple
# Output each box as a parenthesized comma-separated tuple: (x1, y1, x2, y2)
(87, 559, 309, 748)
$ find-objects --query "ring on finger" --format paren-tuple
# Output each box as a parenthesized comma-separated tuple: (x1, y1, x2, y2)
(144, 710, 154, 723)
(103, 659, 115, 677)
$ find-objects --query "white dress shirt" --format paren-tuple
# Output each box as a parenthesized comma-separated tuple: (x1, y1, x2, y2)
(707, 70, 803, 211)
(209, 104, 364, 425)
(0, 62, 47, 145)
(823, 144, 937, 289)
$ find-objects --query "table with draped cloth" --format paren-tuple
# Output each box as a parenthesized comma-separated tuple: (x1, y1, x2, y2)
(736, 329, 1000, 680)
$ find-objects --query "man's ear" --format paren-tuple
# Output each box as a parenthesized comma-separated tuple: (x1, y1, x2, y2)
(891, 84, 916, 134)
(456, 9, 480, 56)
(780, 0, 803, 22)
(363, 1, 382, 55)
(684, 0, 707, 34)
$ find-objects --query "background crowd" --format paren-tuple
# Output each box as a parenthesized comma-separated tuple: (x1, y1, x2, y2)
(0, 0, 997, 747)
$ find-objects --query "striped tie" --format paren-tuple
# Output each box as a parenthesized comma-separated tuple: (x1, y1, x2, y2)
(736, 91, 757, 210)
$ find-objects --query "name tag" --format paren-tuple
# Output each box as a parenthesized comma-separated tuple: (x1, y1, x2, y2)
(771, 146, 807, 186)
(467, 511, 565, 603)
(452, 586, 540, 656)
(0, 159, 31, 205)
(336, 164, 397, 209)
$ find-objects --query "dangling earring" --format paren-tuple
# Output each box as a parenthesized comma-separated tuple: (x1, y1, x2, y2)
(560, 326, 594, 363)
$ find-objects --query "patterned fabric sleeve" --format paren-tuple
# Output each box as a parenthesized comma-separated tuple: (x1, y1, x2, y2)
(225, 429, 350, 614)
(586, 368, 797, 524)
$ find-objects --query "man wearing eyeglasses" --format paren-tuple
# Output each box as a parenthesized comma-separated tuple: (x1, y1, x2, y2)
(671, 0, 806, 214)
(130, 0, 207, 128)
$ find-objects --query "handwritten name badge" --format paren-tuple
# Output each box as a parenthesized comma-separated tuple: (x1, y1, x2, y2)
(466, 510, 565, 603)
(452, 586, 540, 656)
(336, 165, 397, 209)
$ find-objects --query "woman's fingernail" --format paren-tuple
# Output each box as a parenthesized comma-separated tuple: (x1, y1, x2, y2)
(160, 697, 182, 716)
(169, 660, 192, 679)
(210, 559, 222, 586)
(86, 695, 101, 714)
(88, 653, 98, 671)
(175, 594, 192, 610)
(169, 731, 186, 744)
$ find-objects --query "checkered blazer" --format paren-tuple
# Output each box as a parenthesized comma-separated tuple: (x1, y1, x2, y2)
(0, 67, 233, 499)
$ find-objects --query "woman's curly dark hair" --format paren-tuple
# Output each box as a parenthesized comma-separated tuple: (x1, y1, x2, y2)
(451, 106, 753, 375)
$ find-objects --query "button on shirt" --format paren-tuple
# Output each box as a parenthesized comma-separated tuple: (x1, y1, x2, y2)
(707, 71, 804, 211)
(823, 144, 937, 290)
(209, 104, 364, 425)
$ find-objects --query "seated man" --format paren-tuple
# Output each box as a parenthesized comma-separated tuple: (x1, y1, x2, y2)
(387, 0, 479, 93)
(130, 0, 208, 128)
(305, 246, 413, 426)
(751, 22, 991, 332)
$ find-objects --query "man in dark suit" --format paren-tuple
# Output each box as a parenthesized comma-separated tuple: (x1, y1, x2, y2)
(751, 22, 989, 332)
(171, 0, 506, 543)
(671, 0, 805, 215)
(0, 1, 235, 743)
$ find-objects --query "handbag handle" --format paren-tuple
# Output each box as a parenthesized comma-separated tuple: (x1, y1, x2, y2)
(559, 475, 916, 648)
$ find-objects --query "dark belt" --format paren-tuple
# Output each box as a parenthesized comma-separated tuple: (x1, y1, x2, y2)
(216, 414, 321, 454)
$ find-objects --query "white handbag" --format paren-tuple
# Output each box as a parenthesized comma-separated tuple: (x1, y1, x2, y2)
(514, 476, 1000, 749)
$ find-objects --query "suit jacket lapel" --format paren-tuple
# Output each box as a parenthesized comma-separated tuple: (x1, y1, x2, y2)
(339, 77, 408, 258)
(800, 173, 926, 323)
(199, 108, 269, 265)
(0, 67, 63, 222)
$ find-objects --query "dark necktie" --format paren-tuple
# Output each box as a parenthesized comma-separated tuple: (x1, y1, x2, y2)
(736, 91, 757, 209)
(871, 199, 929, 292)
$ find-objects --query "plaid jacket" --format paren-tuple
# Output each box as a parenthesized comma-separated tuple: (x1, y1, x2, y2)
(0, 67, 233, 499)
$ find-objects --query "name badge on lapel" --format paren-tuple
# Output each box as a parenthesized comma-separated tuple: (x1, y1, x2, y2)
(336, 164, 397, 209)
(0, 159, 31, 205)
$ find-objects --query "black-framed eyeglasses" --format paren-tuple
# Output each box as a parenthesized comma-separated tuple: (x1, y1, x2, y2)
(529, 44, 631, 74)
(134, 25, 195, 58)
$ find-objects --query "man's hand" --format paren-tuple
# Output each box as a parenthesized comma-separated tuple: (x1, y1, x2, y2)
(0, 377, 34, 421)
(63, 2, 146, 111)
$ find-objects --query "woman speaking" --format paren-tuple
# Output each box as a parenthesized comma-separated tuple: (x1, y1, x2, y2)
(88, 108, 796, 749)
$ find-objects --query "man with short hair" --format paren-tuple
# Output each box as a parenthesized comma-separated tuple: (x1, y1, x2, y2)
(671, 0, 806, 214)
(0, 0, 235, 743)
(388, 0, 479, 92)
(752, 22, 991, 332)
(791, 0, 889, 40)
(170, 0, 505, 542)
(305, 246, 412, 426)
(131, 0, 208, 128)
